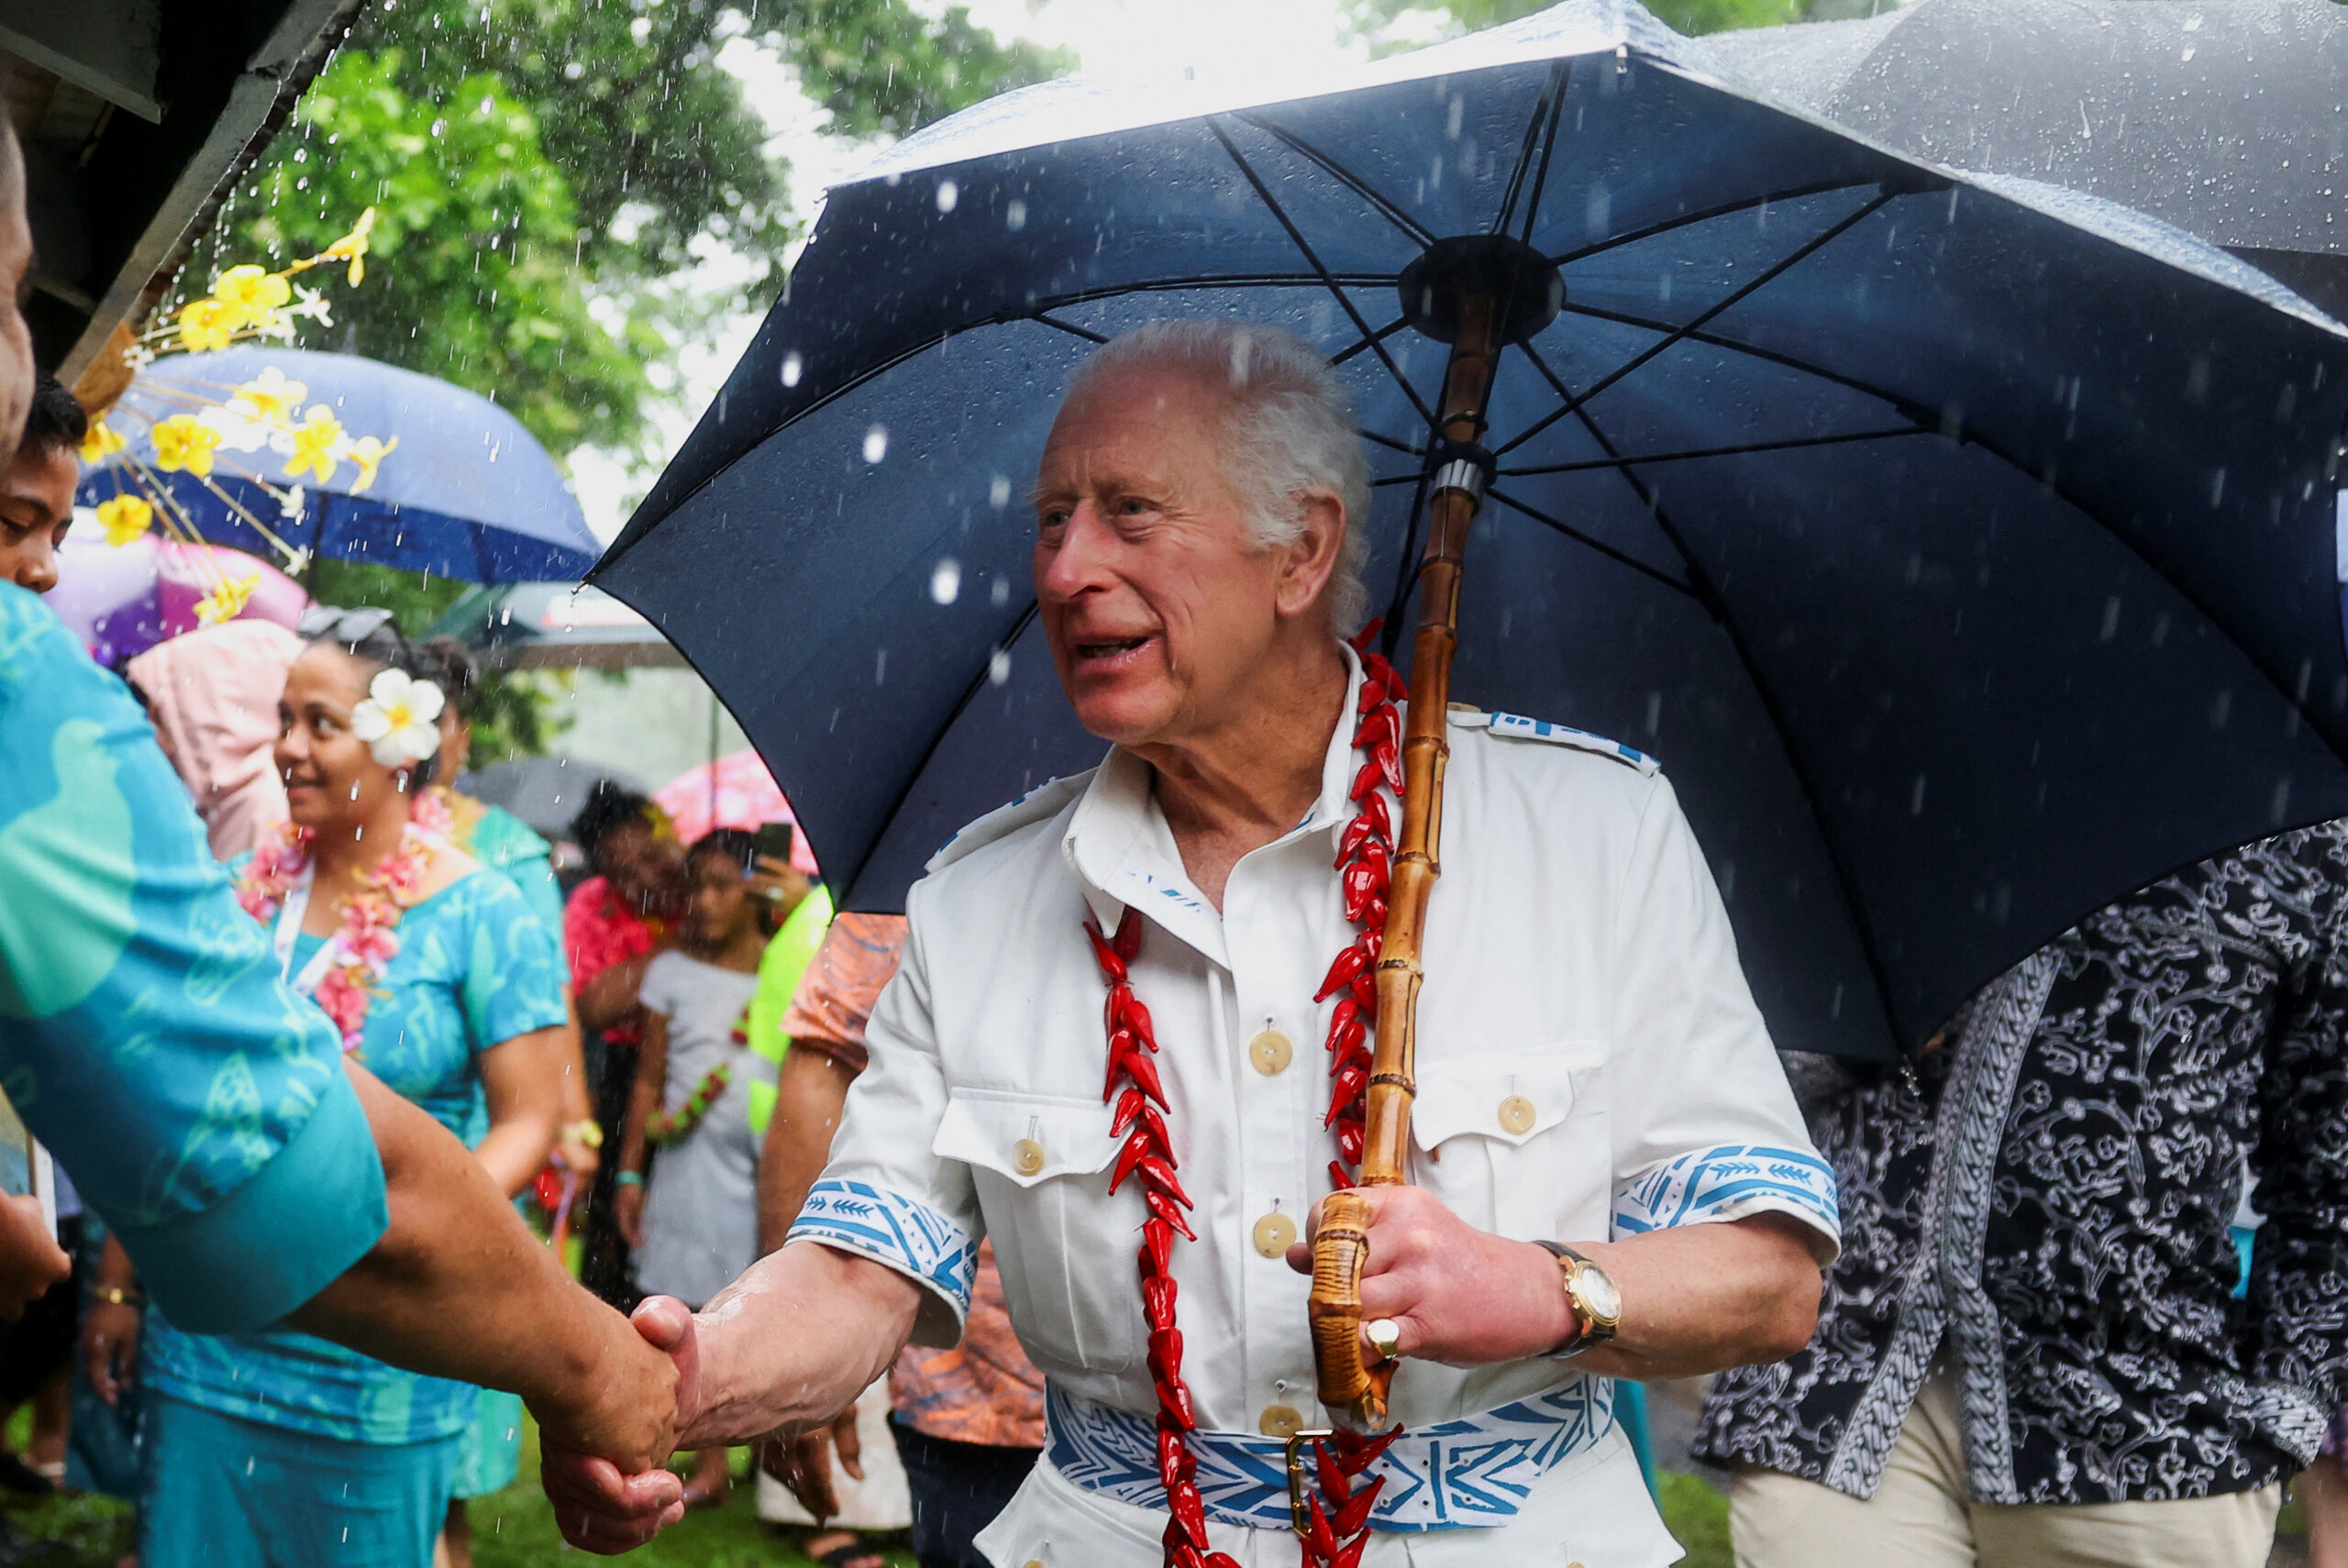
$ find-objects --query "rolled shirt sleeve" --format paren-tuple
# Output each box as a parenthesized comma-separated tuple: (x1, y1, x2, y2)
(785, 880, 977, 1345)
(1604, 774, 1842, 1262)
(0, 584, 387, 1332)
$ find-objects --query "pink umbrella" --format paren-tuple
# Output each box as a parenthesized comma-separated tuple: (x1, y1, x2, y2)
(655, 748, 821, 874)
(49, 535, 308, 668)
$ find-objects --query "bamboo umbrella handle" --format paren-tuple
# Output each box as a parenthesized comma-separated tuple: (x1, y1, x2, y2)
(1310, 291, 1503, 1429)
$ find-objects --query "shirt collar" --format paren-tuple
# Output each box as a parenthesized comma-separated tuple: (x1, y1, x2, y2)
(1060, 641, 1367, 967)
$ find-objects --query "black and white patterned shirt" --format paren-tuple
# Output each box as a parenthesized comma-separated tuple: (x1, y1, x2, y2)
(1699, 824, 2348, 1504)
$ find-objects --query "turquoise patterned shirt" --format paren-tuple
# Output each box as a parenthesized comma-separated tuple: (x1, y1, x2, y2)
(144, 867, 567, 1442)
(0, 582, 387, 1334)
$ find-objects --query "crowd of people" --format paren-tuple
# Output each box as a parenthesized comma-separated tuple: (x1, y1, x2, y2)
(3, 98, 2348, 1568)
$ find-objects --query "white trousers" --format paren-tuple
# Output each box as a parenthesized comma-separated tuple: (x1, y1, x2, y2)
(1729, 1373, 2281, 1568)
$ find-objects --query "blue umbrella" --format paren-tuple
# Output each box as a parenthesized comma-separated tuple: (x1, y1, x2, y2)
(594, 0, 2348, 1063)
(79, 347, 599, 583)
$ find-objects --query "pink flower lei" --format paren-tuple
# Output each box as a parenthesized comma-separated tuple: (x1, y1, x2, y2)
(237, 788, 455, 1054)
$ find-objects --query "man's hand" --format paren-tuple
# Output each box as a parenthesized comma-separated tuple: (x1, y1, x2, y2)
(1287, 1188, 1826, 1379)
(761, 1402, 864, 1520)
(0, 1194, 67, 1318)
(613, 1182, 645, 1249)
(1285, 1186, 1575, 1366)
(542, 1296, 698, 1553)
(83, 1298, 139, 1406)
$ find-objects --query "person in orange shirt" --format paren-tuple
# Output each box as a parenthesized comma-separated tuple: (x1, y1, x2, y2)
(756, 912, 1043, 1568)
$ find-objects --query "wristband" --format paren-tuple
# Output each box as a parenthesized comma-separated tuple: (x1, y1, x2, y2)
(614, 1169, 645, 1188)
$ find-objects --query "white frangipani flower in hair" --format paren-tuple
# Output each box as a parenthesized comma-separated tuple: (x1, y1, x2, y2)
(349, 668, 446, 767)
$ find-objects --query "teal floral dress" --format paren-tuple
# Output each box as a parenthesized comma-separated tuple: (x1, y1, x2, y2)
(142, 867, 566, 1449)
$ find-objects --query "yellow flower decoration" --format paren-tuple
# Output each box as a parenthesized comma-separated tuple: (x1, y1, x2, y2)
(194, 571, 260, 626)
(151, 414, 221, 477)
(321, 207, 377, 286)
(94, 494, 153, 547)
(176, 297, 236, 353)
(345, 435, 398, 494)
(284, 405, 344, 483)
(212, 264, 292, 330)
(231, 367, 308, 426)
(80, 420, 126, 463)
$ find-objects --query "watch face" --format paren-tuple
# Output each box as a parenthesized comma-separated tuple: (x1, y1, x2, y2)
(1580, 1264, 1623, 1323)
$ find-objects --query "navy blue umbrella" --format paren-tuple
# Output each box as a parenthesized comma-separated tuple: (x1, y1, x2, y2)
(80, 348, 600, 583)
(594, 0, 2348, 1063)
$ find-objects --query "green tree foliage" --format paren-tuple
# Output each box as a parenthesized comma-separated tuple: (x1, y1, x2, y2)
(218, 0, 1063, 463)
(1353, 0, 1809, 45)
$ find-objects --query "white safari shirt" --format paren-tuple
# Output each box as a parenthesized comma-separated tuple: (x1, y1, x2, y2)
(792, 648, 1840, 1568)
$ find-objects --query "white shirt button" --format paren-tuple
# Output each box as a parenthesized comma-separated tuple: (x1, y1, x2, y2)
(1259, 1404, 1304, 1439)
(1249, 1029, 1294, 1076)
(1253, 1212, 1298, 1257)
(1013, 1138, 1045, 1176)
(1498, 1095, 1536, 1135)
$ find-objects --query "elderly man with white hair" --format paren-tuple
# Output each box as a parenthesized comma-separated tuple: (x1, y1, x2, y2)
(546, 320, 1841, 1567)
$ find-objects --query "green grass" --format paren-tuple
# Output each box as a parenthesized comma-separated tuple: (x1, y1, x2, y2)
(6, 1416, 915, 1568)
(1658, 1469, 1733, 1568)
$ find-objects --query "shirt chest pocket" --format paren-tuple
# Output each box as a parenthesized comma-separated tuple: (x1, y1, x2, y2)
(933, 1088, 1142, 1375)
(1410, 1045, 1611, 1244)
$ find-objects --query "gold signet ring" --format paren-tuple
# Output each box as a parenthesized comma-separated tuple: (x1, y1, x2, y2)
(1366, 1318, 1403, 1362)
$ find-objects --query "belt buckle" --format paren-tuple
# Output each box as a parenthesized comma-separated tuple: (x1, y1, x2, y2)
(1284, 1428, 1335, 1540)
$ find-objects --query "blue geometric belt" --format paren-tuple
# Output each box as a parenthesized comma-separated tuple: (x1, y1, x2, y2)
(1044, 1376, 1615, 1532)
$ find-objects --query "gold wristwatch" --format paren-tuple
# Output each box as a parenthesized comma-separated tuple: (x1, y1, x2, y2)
(1534, 1241, 1622, 1357)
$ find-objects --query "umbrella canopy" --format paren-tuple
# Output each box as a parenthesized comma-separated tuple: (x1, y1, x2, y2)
(654, 749, 823, 874)
(462, 757, 648, 845)
(428, 582, 687, 671)
(79, 348, 600, 583)
(1700, 0, 2348, 313)
(593, 0, 2348, 1063)
(48, 535, 308, 668)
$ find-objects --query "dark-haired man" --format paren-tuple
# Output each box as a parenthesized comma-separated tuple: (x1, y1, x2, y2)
(0, 373, 83, 595)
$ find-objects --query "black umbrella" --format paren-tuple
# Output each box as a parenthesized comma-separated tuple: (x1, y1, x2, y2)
(1701, 0, 2348, 314)
(593, 0, 2348, 1063)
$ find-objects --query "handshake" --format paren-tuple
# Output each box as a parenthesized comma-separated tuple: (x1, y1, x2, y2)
(537, 1295, 706, 1553)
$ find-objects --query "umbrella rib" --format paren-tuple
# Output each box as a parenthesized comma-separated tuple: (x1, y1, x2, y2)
(1567, 390, 1911, 1044)
(1498, 425, 1931, 477)
(1516, 61, 1573, 246)
(1377, 466, 1437, 660)
(1481, 485, 1700, 598)
(1033, 313, 1110, 344)
(1358, 427, 1427, 458)
(843, 600, 1044, 906)
(1546, 176, 1885, 268)
(1492, 64, 1569, 238)
(1231, 113, 1439, 247)
(1332, 315, 1412, 367)
(1544, 300, 2348, 767)
(1210, 117, 1444, 434)
(1497, 189, 1897, 458)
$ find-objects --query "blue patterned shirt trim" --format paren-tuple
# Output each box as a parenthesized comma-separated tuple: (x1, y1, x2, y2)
(790, 1179, 977, 1314)
(1613, 1143, 1841, 1250)
(1044, 1378, 1617, 1530)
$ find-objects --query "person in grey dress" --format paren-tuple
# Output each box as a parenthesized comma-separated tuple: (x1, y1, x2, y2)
(614, 828, 778, 1507)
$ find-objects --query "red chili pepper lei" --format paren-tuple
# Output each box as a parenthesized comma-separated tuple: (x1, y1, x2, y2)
(1083, 643, 1405, 1568)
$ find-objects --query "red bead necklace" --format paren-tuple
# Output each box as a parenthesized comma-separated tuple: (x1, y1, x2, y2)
(1081, 626, 1407, 1568)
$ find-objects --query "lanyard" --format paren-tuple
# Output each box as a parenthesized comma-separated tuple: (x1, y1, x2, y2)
(270, 871, 344, 997)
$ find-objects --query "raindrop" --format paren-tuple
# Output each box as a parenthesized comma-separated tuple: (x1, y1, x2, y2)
(781, 352, 803, 388)
(2181, 45, 2197, 61)
(2209, 468, 2226, 507)
(1909, 776, 1927, 816)
(2209, 688, 2232, 730)
(991, 578, 1011, 608)
(1446, 96, 1464, 139)
(990, 647, 1013, 685)
(875, 648, 890, 686)
(1006, 200, 1027, 232)
(2098, 597, 2121, 641)
(1643, 691, 1662, 735)
(936, 180, 959, 214)
(2272, 776, 2292, 824)
(990, 474, 1013, 508)
(864, 425, 890, 463)
(1585, 185, 1610, 234)
(931, 558, 962, 604)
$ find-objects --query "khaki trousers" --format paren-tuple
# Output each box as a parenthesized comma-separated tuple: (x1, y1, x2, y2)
(1729, 1374, 2281, 1568)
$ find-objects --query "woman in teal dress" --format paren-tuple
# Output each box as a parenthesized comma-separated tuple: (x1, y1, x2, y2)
(133, 612, 569, 1568)
(420, 636, 602, 1564)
